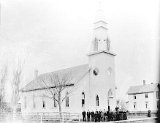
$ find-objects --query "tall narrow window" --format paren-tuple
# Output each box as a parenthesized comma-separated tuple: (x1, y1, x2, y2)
(134, 102, 136, 109)
(145, 102, 148, 109)
(94, 38, 98, 51)
(145, 93, 148, 98)
(82, 92, 85, 107)
(133, 95, 136, 99)
(156, 91, 159, 99)
(96, 95, 99, 106)
(24, 96, 27, 109)
(66, 92, 69, 107)
(33, 95, 36, 109)
(54, 93, 57, 107)
(42, 100, 46, 109)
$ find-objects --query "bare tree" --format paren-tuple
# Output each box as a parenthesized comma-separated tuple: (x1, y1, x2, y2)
(35, 68, 89, 120)
(0, 65, 8, 112)
(39, 72, 73, 120)
(11, 61, 23, 113)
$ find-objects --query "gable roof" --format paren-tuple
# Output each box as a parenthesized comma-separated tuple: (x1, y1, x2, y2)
(21, 64, 89, 92)
(127, 83, 158, 95)
(88, 50, 116, 56)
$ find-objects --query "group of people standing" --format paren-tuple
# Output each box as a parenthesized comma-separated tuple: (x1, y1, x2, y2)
(82, 109, 112, 122)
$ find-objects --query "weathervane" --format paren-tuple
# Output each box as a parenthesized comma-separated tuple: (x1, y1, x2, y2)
(98, 0, 102, 11)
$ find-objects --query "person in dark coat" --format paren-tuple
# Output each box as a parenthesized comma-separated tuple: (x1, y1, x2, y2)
(90, 110, 94, 121)
(110, 111, 113, 121)
(107, 110, 110, 121)
(104, 109, 107, 122)
(101, 109, 105, 122)
(87, 110, 90, 121)
(98, 110, 101, 122)
(95, 109, 98, 122)
(82, 110, 86, 121)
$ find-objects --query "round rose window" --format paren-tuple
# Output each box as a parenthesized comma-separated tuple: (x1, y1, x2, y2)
(93, 68, 99, 76)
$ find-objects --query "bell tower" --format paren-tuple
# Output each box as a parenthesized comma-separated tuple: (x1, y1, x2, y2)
(87, 2, 117, 111)
(92, 4, 110, 52)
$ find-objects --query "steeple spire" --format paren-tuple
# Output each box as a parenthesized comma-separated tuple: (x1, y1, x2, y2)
(94, 0, 106, 23)
(92, 0, 111, 52)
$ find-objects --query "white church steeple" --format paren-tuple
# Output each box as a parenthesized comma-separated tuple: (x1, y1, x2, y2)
(92, 1, 110, 52)
(87, 2, 116, 110)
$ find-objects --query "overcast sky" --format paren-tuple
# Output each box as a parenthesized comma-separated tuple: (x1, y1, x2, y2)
(0, 0, 159, 100)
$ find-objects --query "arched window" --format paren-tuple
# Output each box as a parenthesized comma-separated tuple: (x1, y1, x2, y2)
(42, 96, 46, 109)
(82, 92, 85, 107)
(94, 38, 98, 51)
(54, 93, 57, 107)
(96, 95, 99, 106)
(93, 68, 99, 76)
(108, 89, 113, 98)
(66, 92, 69, 107)
(42, 100, 46, 109)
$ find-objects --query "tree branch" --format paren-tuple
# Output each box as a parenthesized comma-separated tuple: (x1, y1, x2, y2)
(40, 77, 55, 98)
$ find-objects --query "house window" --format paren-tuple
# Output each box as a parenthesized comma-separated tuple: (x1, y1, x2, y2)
(156, 91, 159, 99)
(145, 93, 148, 98)
(33, 95, 36, 109)
(54, 93, 57, 107)
(24, 96, 27, 109)
(96, 95, 99, 106)
(145, 102, 148, 109)
(66, 92, 69, 107)
(133, 95, 136, 99)
(133, 102, 136, 109)
(82, 92, 85, 107)
(42, 100, 46, 109)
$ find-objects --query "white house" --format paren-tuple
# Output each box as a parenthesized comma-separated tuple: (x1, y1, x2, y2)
(127, 80, 159, 113)
(20, 9, 117, 115)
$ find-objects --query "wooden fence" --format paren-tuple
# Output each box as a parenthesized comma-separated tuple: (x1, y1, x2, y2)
(0, 112, 81, 122)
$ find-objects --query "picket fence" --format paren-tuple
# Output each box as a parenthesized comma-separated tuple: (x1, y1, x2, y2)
(0, 112, 81, 122)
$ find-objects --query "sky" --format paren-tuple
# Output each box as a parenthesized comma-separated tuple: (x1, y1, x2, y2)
(0, 0, 159, 101)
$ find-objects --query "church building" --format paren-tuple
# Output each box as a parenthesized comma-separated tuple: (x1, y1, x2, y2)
(21, 9, 117, 114)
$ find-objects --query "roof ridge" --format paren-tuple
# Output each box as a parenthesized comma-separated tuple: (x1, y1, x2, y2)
(127, 82, 158, 95)
(129, 83, 158, 87)
(21, 64, 89, 92)
(38, 64, 88, 77)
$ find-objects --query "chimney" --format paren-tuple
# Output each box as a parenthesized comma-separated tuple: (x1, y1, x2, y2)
(34, 69, 38, 79)
(143, 80, 146, 85)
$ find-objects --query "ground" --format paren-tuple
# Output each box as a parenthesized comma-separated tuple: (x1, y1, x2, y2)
(0, 117, 157, 123)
